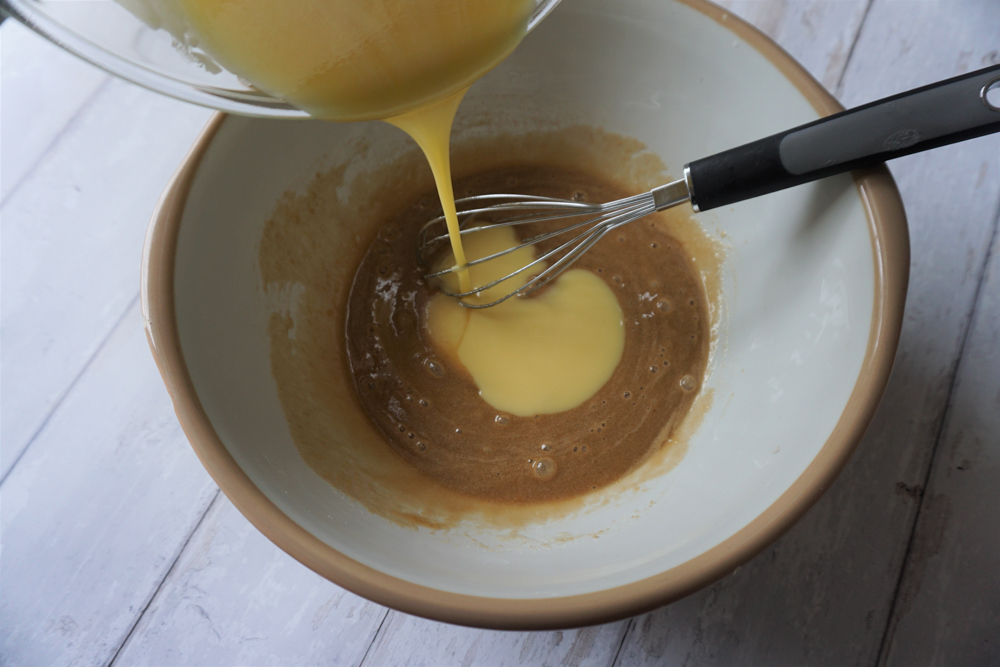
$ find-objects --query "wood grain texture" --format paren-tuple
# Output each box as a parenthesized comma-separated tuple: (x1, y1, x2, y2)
(0, 20, 108, 203)
(112, 495, 388, 667)
(0, 46, 211, 478)
(614, 1, 1000, 665)
(879, 223, 1000, 666)
(0, 303, 219, 667)
(362, 615, 629, 667)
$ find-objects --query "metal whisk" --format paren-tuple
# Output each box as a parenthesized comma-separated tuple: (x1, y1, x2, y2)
(417, 182, 689, 308)
(418, 65, 1000, 308)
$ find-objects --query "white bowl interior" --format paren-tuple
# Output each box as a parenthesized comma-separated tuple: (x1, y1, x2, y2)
(173, 0, 873, 598)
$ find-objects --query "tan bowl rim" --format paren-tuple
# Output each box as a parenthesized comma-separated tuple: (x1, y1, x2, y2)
(141, 0, 910, 630)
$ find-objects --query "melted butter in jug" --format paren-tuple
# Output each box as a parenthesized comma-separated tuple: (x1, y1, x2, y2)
(175, 0, 534, 121)
(173, 0, 534, 296)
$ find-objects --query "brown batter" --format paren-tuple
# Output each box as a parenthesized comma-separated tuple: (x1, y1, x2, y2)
(345, 165, 710, 503)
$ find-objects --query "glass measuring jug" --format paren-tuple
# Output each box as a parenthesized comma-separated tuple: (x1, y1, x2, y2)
(1, 0, 561, 119)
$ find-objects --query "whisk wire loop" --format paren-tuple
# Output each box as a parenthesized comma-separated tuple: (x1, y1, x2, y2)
(422, 191, 660, 308)
(422, 196, 652, 280)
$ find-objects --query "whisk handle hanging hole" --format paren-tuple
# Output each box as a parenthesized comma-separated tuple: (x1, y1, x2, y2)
(685, 64, 1000, 212)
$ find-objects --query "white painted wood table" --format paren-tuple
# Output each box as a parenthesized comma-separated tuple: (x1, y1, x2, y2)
(2, 2, 998, 665)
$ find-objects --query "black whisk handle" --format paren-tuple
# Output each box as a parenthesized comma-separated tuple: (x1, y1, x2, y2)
(685, 64, 1000, 212)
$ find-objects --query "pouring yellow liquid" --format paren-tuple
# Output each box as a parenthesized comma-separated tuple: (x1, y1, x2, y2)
(171, 0, 625, 415)
(176, 0, 532, 290)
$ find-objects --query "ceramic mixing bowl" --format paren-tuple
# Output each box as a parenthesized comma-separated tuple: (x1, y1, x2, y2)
(142, 0, 908, 629)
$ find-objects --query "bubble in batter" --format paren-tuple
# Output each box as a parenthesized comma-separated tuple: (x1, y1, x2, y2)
(532, 458, 557, 480)
(424, 359, 446, 378)
(380, 224, 401, 241)
(680, 374, 698, 392)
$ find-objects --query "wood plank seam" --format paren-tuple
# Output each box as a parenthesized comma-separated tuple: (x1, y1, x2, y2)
(106, 488, 224, 667)
(0, 75, 111, 209)
(609, 617, 636, 667)
(872, 196, 1000, 667)
(356, 609, 392, 667)
(0, 291, 139, 488)
(833, 0, 875, 98)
